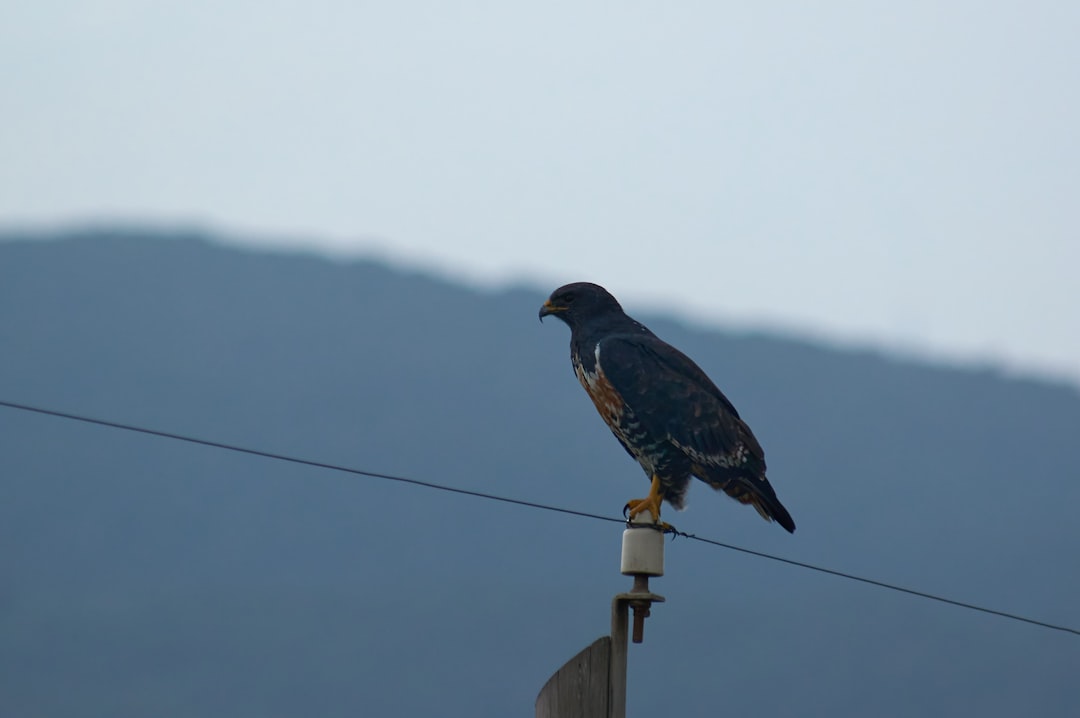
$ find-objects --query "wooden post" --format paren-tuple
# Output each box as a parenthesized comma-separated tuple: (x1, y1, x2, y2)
(609, 596, 629, 718)
(535, 636, 612, 718)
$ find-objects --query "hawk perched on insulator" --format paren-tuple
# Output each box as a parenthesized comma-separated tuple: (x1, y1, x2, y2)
(540, 282, 795, 533)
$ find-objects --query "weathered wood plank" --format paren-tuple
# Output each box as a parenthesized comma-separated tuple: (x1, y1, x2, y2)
(535, 636, 611, 718)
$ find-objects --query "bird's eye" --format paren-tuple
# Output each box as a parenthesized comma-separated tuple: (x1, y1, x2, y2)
(563, 293, 576, 304)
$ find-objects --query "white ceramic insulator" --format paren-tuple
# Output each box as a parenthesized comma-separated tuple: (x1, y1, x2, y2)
(620, 516, 665, 576)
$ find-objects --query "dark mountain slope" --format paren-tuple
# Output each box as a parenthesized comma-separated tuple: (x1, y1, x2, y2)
(1, 228, 1077, 717)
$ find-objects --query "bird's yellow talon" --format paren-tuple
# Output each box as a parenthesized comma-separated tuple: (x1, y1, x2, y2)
(625, 474, 665, 523)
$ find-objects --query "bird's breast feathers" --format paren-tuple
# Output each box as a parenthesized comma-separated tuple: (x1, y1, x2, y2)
(573, 342, 624, 425)
(571, 340, 661, 476)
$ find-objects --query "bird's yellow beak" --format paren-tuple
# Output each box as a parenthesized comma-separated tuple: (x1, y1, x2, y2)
(538, 299, 566, 321)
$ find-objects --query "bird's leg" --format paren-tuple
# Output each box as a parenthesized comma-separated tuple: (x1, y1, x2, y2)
(625, 474, 665, 523)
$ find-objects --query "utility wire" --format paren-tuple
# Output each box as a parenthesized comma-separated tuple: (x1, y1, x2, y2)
(0, 399, 623, 527)
(670, 531, 1080, 636)
(1, 397, 1077, 638)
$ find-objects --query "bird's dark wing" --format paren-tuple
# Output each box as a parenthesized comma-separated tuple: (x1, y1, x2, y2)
(597, 333, 798, 533)
(596, 334, 764, 470)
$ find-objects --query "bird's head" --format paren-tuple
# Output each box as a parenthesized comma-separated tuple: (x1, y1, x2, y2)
(539, 282, 624, 330)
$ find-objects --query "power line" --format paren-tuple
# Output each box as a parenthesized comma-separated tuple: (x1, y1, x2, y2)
(0, 399, 623, 527)
(673, 532, 1080, 635)
(1, 397, 1077, 638)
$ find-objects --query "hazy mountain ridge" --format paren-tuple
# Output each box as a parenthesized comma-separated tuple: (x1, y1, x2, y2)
(1, 228, 1077, 717)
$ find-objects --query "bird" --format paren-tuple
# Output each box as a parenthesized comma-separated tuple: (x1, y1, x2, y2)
(539, 282, 795, 533)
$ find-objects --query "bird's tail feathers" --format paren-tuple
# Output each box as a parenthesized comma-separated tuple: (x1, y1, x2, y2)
(703, 473, 796, 533)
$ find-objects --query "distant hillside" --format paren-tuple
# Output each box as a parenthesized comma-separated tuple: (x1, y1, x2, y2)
(1, 228, 1078, 718)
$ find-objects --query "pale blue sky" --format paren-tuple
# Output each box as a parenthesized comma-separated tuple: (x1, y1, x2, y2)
(3, 1, 1077, 383)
